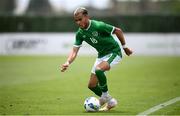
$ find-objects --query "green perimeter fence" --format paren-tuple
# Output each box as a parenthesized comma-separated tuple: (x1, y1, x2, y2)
(0, 15, 180, 32)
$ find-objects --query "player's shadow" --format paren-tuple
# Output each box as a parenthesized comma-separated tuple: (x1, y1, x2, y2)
(82, 110, 129, 115)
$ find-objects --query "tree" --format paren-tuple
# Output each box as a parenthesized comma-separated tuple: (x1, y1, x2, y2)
(0, 0, 15, 15)
(26, 0, 53, 16)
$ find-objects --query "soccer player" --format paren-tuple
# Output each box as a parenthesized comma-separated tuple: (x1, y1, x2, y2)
(61, 7, 133, 111)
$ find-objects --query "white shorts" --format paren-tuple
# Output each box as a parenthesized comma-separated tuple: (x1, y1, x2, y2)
(91, 53, 122, 74)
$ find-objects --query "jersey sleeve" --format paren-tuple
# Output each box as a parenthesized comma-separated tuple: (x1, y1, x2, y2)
(99, 21, 115, 35)
(74, 33, 83, 47)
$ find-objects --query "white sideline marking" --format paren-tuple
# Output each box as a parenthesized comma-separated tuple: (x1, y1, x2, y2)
(137, 97, 180, 116)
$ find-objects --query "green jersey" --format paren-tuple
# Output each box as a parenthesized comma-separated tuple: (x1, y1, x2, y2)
(74, 20, 122, 58)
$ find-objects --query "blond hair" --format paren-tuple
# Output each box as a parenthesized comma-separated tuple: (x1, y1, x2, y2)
(73, 7, 88, 16)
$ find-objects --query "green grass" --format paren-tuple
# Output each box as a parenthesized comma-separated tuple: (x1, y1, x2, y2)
(0, 55, 180, 115)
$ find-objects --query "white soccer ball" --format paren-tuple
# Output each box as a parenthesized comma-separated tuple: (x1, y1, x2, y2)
(84, 97, 100, 112)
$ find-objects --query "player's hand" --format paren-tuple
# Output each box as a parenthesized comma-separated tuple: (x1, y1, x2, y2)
(61, 61, 70, 72)
(123, 47, 133, 56)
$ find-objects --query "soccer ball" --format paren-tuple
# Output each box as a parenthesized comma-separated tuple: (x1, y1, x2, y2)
(84, 97, 100, 112)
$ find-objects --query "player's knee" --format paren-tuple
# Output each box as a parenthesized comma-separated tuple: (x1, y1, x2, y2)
(95, 65, 108, 72)
(88, 83, 96, 89)
(95, 66, 101, 71)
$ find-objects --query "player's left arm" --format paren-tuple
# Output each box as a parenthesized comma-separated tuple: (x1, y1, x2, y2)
(113, 27, 133, 56)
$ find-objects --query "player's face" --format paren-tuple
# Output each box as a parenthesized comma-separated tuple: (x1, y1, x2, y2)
(74, 13, 89, 29)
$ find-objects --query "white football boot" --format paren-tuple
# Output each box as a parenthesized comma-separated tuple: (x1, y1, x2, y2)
(107, 98, 118, 109)
(99, 98, 118, 111)
(99, 93, 112, 106)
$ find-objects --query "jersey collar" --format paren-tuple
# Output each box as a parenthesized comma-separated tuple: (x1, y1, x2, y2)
(85, 20, 91, 31)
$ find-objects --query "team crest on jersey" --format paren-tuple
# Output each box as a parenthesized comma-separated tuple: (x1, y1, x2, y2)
(92, 31, 98, 37)
(83, 35, 86, 38)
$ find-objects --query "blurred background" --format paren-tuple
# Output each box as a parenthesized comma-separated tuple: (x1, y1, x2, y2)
(0, 0, 180, 55)
(0, 0, 180, 32)
(0, 1, 180, 115)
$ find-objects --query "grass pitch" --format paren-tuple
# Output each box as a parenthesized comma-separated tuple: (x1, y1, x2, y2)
(0, 55, 180, 115)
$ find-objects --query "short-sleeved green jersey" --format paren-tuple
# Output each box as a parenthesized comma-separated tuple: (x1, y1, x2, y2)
(74, 20, 122, 58)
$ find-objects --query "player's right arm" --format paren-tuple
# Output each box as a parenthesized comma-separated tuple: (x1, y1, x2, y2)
(61, 46, 80, 72)
(113, 27, 133, 56)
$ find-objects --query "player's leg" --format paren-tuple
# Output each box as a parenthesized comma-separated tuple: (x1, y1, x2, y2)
(95, 61, 110, 92)
(95, 61, 111, 106)
(89, 53, 121, 111)
(89, 57, 111, 97)
(96, 53, 121, 93)
(88, 73, 102, 97)
(96, 53, 121, 111)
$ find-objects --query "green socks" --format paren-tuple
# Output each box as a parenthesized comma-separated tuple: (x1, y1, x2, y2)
(89, 85, 102, 97)
(89, 69, 108, 96)
(95, 69, 108, 92)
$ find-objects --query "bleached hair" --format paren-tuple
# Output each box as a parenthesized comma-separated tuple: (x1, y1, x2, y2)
(73, 7, 88, 16)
